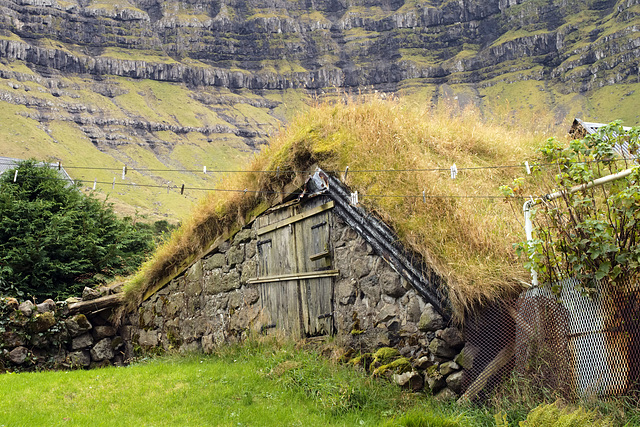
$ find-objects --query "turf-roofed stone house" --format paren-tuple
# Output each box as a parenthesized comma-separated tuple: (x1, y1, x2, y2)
(127, 169, 471, 396)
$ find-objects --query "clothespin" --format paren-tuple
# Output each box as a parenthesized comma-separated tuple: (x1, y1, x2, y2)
(122, 165, 127, 180)
(276, 166, 280, 178)
(423, 189, 426, 203)
(180, 184, 185, 195)
(112, 177, 116, 189)
(13, 170, 18, 182)
(450, 163, 458, 179)
(57, 161, 61, 171)
(350, 191, 358, 206)
(525, 161, 531, 175)
(244, 188, 248, 195)
(344, 166, 349, 182)
(203, 166, 207, 174)
(167, 183, 171, 194)
(93, 178, 97, 190)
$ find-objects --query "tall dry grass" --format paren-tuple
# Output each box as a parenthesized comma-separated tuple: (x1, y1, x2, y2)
(123, 95, 555, 318)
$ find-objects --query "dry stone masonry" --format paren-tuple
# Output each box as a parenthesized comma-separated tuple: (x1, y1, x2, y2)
(126, 209, 471, 396)
(0, 289, 131, 372)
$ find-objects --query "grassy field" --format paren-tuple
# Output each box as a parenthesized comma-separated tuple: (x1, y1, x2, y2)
(0, 338, 633, 427)
(0, 340, 476, 427)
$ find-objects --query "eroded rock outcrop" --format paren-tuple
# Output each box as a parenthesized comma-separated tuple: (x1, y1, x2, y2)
(0, 0, 637, 93)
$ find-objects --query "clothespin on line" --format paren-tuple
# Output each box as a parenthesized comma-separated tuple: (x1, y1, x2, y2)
(122, 165, 127, 180)
(525, 161, 531, 175)
(350, 191, 358, 206)
(112, 177, 116, 189)
(93, 178, 97, 190)
(343, 166, 349, 182)
(180, 184, 185, 195)
(203, 166, 207, 174)
(450, 163, 458, 179)
(423, 189, 426, 203)
(13, 170, 18, 183)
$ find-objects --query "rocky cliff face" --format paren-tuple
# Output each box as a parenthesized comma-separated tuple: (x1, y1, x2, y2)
(1, 0, 638, 92)
(0, 0, 638, 220)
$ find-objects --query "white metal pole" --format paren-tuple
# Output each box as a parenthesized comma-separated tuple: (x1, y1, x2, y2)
(524, 166, 636, 287)
(524, 200, 538, 287)
(544, 168, 634, 201)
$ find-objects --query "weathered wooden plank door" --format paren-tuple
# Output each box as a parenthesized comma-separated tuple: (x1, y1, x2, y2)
(255, 202, 303, 338)
(253, 197, 335, 338)
(295, 197, 334, 336)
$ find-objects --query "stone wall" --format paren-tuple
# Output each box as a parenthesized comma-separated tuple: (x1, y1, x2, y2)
(127, 208, 471, 396)
(0, 291, 132, 372)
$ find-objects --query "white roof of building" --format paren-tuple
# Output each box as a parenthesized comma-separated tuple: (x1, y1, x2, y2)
(0, 157, 74, 183)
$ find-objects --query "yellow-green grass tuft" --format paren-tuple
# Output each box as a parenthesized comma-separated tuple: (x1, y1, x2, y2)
(122, 96, 551, 319)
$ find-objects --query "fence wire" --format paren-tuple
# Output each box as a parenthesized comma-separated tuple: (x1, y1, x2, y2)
(462, 278, 640, 401)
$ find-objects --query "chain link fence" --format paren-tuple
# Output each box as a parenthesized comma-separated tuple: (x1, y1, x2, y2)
(461, 278, 640, 401)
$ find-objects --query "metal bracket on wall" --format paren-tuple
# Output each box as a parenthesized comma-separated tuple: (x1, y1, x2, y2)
(309, 251, 330, 261)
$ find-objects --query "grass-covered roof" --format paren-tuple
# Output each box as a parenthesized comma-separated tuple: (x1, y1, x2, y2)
(122, 97, 552, 319)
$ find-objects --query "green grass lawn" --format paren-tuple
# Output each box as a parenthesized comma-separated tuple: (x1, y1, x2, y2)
(0, 340, 479, 426)
(0, 339, 634, 426)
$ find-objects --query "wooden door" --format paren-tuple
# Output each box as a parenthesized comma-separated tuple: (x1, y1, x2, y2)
(251, 197, 336, 338)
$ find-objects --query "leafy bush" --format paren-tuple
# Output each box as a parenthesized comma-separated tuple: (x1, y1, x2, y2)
(502, 122, 640, 294)
(0, 160, 154, 300)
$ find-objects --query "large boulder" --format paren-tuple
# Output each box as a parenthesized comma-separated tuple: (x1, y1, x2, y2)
(394, 371, 424, 391)
(31, 312, 56, 333)
(93, 326, 116, 340)
(436, 327, 464, 350)
(68, 351, 91, 367)
(65, 314, 92, 337)
(18, 301, 34, 317)
(137, 329, 159, 347)
(454, 345, 478, 370)
(90, 338, 114, 362)
(71, 333, 94, 350)
(446, 371, 465, 394)
(429, 338, 457, 359)
(36, 299, 56, 313)
(9, 346, 29, 364)
(439, 361, 461, 376)
(418, 304, 445, 332)
(82, 287, 101, 301)
(203, 253, 226, 270)
(380, 271, 406, 298)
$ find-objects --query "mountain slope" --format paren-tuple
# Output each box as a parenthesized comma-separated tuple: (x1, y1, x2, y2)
(0, 0, 638, 219)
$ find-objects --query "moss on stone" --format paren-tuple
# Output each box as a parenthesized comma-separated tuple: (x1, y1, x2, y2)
(372, 347, 400, 365)
(426, 364, 443, 380)
(348, 352, 372, 369)
(372, 357, 411, 377)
